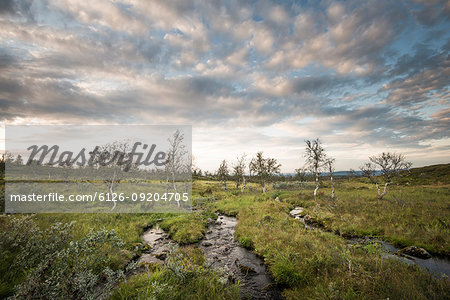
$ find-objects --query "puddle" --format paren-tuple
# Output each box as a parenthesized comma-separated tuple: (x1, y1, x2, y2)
(290, 207, 450, 279)
(199, 215, 282, 300)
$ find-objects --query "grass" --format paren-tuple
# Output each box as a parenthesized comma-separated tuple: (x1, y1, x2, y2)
(111, 246, 239, 300)
(231, 200, 449, 299)
(1, 164, 449, 299)
(159, 211, 216, 244)
(288, 181, 450, 255)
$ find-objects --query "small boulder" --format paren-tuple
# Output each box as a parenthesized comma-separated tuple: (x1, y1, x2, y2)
(289, 207, 304, 218)
(207, 218, 215, 224)
(202, 241, 213, 247)
(398, 246, 431, 259)
(237, 263, 257, 274)
(154, 252, 167, 260)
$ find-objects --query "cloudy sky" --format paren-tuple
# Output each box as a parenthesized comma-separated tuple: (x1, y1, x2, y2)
(0, 0, 449, 172)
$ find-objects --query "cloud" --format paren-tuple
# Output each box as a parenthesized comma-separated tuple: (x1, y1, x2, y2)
(0, 0, 449, 171)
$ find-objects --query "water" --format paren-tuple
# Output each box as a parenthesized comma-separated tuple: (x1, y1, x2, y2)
(199, 215, 282, 299)
(139, 216, 282, 299)
(290, 207, 450, 279)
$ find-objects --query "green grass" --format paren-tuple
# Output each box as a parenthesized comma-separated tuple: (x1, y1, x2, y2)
(231, 199, 450, 299)
(111, 246, 239, 300)
(1, 165, 449, 299)
(289, 181, 450, 255)
(159, 211, 216, 244)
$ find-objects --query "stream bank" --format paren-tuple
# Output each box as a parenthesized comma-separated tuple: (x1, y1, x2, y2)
(139, 215, 282, 299)
(290, 207, 450, 278)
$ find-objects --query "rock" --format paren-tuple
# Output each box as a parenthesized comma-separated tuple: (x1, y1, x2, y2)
(155, 252, 167, 260)
(207, 218, 215, 223)
(237, 262, 257, 275)
(156, 218, 163, 222)
(139, 254, 164, 265)
(275, 197, 280, 202)
(289, 207, 304, 218)
(202, 241, 213, 247)
(227, 274, 236, 283)
(398, 246, 431, 259)
(215, 221, 222, 225)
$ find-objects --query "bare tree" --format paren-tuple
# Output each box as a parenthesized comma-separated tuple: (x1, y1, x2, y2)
(249, 152, 281, 193)
(233, 154, 247, 191)
(325, 158, 336, 199)
(95, 141, 133, 196)
(217, 160, 229, 191)
(294, 167, 307, 181)
(360, 152, 412, 199)
(304, 139, 326, 201)
(165, 130, 187, 195)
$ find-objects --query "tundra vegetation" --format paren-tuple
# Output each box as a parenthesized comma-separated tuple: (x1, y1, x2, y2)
(0, 148, 449, 299)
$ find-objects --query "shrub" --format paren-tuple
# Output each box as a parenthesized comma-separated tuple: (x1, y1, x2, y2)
(0, 216, 131, 299)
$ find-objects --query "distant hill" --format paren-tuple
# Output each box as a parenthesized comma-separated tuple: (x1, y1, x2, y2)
(282, 163, 450, 185)
(394, 163, 450, 185)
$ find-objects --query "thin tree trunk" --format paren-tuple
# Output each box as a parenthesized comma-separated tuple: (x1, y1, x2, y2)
(241, 177, 246, 192)
(165, 174, 169, 194)
(330, 175, 335, 199)
(379, 182, 389, 199)
(171, 170, 177, 193)
(262, 181, 266, 193)
(375, 182, 381, 199)
(314, 172, 319, 201)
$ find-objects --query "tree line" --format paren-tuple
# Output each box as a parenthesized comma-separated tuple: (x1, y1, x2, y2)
(204, 139, 412, 200)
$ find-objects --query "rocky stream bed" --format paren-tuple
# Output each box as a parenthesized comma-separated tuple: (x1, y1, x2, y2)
(138, 214, 282, 299)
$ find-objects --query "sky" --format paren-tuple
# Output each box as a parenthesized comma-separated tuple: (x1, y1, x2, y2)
(0, 0, 449, 173)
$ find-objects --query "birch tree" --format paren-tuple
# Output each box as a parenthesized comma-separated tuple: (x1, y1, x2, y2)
(95, 141, 132, 196)
(360, 152, 412, 199)
(249, 152, 281, 193)
(325, 158, 336, 199)
(233, 154, 247, 191)
(217, 160, 229, 191)
(165, 130, 187, 194)
(304, 139, 326, 201)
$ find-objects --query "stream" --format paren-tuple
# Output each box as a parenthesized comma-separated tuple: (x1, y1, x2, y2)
(139, 215, 282, 300)
(290, 207, 450, 278)
(198, 215, 282, 299)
